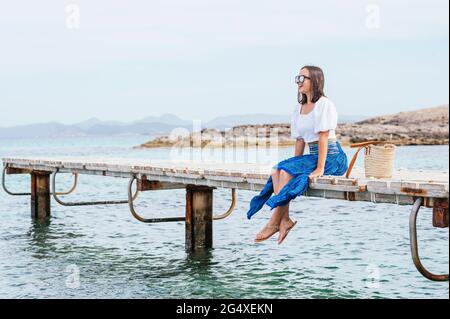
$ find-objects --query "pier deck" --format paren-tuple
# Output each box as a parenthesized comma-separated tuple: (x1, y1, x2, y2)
(2, 156, 449, 281)
(2, 156, 448, 205)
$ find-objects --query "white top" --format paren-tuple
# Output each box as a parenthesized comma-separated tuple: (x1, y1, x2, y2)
(290, 96, 338, 143)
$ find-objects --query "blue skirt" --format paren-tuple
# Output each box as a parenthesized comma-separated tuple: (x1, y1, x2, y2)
(246, 140, 348, 220)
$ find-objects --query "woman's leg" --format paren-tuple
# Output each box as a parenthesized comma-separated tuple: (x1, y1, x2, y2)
(277, 171, 299, 243)
(255, 170, 294, 240)
(271, 169, 286, 221)
(268, 170, 293, 225)
(271, 168, 280, 195)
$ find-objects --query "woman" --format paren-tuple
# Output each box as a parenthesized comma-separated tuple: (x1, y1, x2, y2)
(246, 66, 348, 244)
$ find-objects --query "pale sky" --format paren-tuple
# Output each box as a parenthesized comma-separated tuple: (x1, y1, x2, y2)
(0, 0, 448, 126)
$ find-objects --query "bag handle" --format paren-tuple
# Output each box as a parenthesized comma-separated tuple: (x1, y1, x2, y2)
(345, 140, 384, 178)
(349, 140, 385, 148)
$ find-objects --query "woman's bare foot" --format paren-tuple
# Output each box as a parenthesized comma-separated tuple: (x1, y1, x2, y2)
(254, 223, 280, 242)
(278, 218, 297, 244)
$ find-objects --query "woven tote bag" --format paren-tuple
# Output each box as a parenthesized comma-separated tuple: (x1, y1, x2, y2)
(345, 141, 397, 179)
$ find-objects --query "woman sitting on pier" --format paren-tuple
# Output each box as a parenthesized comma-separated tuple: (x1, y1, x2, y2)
(247, 65, 348, 244)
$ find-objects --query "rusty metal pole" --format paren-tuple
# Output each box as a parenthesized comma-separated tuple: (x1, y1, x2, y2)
(410, 197, 449, 282)
(185, 185, 214, 252)
(31, 171, 51, 220)
(432, 198, 449, 228)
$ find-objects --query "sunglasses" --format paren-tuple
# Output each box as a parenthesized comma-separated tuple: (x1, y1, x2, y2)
(295, 75, 311, 85)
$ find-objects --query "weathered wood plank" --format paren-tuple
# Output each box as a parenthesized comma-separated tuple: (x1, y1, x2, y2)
(137, 177, 185, 191)
(3, 157, 449, 203)
(185, 185, 214, 252)
(30, 172, 50, 220)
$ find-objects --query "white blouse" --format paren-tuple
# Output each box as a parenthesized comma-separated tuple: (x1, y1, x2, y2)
(290, 96, 338, 143)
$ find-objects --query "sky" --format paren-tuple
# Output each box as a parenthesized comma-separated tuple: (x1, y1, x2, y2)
(0, 0, 448, 126)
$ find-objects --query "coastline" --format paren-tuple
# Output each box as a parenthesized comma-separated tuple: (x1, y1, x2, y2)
(137, 105, 449, 149)
(137, 139, 449, 149)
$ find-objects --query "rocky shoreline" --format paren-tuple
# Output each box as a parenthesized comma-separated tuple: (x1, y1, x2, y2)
(137, 105, 449, 148)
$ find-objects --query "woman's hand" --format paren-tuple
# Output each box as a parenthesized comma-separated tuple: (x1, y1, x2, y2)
(309, 167, 325, 179)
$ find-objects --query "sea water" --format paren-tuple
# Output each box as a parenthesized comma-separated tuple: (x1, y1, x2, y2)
(0, 136, 448, 298)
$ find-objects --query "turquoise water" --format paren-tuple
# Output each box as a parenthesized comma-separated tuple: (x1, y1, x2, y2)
(0, 136, 448, 298)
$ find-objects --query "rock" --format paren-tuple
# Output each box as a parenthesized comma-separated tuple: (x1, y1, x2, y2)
(137, 105, 449, 148)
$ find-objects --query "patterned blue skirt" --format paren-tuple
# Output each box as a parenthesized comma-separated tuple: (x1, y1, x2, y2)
(246, 140, 348, 220)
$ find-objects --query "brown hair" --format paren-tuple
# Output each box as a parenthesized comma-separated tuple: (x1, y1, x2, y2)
(298, 65, 326, 105)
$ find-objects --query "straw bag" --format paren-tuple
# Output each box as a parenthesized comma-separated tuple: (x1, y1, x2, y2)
(345, 141, 397, 179)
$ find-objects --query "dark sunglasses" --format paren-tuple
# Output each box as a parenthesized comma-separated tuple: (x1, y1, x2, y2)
(295, 75, 311, 85)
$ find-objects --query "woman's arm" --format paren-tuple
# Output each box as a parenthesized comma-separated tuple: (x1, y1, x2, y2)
(316, 131, 329, 170)
(309, 131, 329, 177)
(294, 138, 306, 157)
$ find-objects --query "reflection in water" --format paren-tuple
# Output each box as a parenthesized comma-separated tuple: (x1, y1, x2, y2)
(27, 219, 53, 259)
(184, 249, 216, 277)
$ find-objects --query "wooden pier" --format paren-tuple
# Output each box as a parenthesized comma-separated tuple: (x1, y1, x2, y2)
(2, 156, 449, 281)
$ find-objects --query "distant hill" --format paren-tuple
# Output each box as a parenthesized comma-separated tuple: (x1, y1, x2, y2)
(0, 122, 84, 139)
(0, 122, 185, 139)
(0, 112, 367, 139)
(357, 105, 449, 126)
(1, 105, 447, 144)
(136, 113, 192, 127)
(138, 105, 449, 148)
(0, 115, 192, 139)
(337, 105, 449, 145)
(74, 118, 127, 130)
